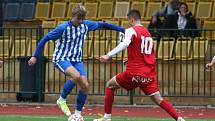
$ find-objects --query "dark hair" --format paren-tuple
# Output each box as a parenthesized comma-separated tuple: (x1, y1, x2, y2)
(127, 9, 141, 20)
(179, 2, 188, 10)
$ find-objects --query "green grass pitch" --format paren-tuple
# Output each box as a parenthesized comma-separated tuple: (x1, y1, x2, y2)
(0, 115, 214, 121)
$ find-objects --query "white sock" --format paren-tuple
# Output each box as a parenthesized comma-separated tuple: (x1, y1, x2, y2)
(58, 96, 66, 101)
(104, 113, 111, 119)
(75, 110, 81, 116)
(177, 117, 183, 121)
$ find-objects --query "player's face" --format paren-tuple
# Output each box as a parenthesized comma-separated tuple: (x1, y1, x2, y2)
(71, 16, 84, 26)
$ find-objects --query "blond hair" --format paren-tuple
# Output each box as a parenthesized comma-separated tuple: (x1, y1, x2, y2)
(72, 4, 87, 19)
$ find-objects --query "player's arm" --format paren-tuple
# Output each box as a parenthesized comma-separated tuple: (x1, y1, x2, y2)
(97, 22, 125, 33)
(28, 36, 52, 66)
(28, 22, 67, 66)
(84, 20, 125, 33)
(100, 28, 135, 62)
(205, 56, 215, 71)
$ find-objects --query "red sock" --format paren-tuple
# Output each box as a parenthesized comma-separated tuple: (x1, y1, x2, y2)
(159, 99, 180, 120)
(104, 87, 115, 114)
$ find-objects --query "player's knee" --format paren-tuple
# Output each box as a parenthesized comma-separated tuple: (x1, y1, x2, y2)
(156, 98, 163, 105)
(80, 82, 89, 92)
(106, 77, 118, 88)
(153, 97, 163, 105)
(106, 81, 112, 88)
(83, 82, 89, 89)
(70, 73, 81, 82)
(151, 93, 163, 105)
(106, 81, 118, 89)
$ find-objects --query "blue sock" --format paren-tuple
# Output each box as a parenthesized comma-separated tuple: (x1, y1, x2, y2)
(60, 80, 75, 99)
(76, 90, 87, 111)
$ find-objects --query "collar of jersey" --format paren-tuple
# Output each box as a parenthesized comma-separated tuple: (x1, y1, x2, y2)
(68, 21, 83, 28)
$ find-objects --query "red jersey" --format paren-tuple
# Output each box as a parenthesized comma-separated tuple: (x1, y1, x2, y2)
(125, 25, 156, 78)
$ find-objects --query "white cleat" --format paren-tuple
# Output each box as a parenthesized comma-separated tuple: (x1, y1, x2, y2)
(177, 117, 185, 121)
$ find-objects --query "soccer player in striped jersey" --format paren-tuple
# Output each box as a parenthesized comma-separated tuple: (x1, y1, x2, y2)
(205, 56, 215, 71)
(28, 5, 124, 120)
(94, 9, 185, 121)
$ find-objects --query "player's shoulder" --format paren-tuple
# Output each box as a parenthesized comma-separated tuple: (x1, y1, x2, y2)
(83, 20, 97, 25)
(133, 25, 151, 37)
(126, 27, 133, 31)
(59, 21, 69, 26)
(83, 20, 99, 31)
(56, 21, 70, 30)
(125, 27, 136, 36)
(125, 27, 135, 33)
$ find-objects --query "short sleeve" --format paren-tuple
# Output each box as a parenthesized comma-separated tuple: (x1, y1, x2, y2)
(83, 20, 99, 31)
(47, 21, 68, 40)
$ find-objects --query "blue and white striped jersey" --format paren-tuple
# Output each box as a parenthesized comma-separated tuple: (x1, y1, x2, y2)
(33, 20, 124, 62)
(47, 20, 98, 62)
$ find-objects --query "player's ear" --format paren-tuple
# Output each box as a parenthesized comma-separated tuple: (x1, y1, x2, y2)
(131, 18, 135, 24)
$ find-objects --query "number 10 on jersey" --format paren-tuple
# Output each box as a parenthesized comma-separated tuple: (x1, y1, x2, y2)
(141, 36, 153, 55)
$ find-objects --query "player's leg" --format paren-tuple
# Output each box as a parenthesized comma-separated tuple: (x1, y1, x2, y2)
(150, 93, 185, 121)
(94, 72, 136, 121)
(151, 93, 179, 120)
(93, 76, 120, 121)
(67, 76, 88, 120)
(72, 62, 89, 117)
(103, 76, 120, 120)
(55, 61, 81, 116)
(141, 79, 185, 121)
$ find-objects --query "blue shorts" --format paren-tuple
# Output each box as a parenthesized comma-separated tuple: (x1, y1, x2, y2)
(54, 61, 87, 76)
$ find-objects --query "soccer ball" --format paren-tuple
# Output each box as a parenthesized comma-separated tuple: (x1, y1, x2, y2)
(68, 114, 84, 121)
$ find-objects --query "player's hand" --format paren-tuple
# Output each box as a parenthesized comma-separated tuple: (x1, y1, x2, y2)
(123, 58, 128, 64)
(28, 57, 37, 66)
(99, 55, 110, 62)
(205, 63, 212, 71)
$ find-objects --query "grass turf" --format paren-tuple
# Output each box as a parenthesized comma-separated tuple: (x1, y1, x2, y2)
(0, 115, 214, 121)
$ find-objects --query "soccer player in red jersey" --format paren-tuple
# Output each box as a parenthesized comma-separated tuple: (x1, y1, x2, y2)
(94, 9, 185, 121)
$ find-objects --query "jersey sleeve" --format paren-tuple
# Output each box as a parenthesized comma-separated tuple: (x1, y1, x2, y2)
(107, 39, 130, 57)
(47, 22, 68, 40)
(83, 20, 99, 31)
(84, 20, 125, 33)
(107, 28, 134, 57)
(33, 35, 50, 58)
(124, 28, 136, 42)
